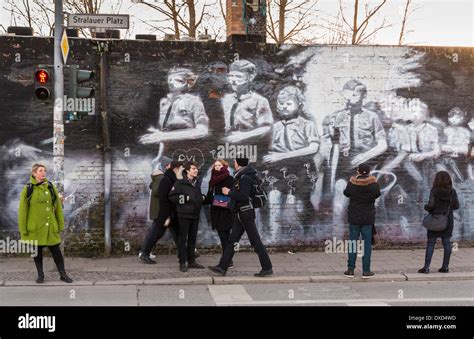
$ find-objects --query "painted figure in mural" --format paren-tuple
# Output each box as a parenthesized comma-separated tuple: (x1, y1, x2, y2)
(139, 158, 181, 264)
(323, 80, 387, 229)
(18, 164, 73, 284)
(343, 163, 381, 279)
(168, 161, 206, 272)
(469, 116, 474, 180)
(262, 86, 320, 235)
(418, 171, 459, 274)
(203, 159, 236, 267)
(439, 107, 471, 182)
(208, 156, 273, 277)
(264, 86, 319, 163)
(222, 60, 273, 143)
(139, 67, 209, 144)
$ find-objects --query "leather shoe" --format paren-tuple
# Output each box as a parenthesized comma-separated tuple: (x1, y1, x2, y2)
(187, 262, 205, 269)
(179, 264, 188, 272)
(208, 265, 226, 276)
(254, 268, 273, 277)
(140, 255, 156, 264)
(36, 271, 44, 284)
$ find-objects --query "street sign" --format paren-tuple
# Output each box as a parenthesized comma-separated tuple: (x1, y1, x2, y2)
(67, 14, 129, 29)
(60, 29, 69, 64)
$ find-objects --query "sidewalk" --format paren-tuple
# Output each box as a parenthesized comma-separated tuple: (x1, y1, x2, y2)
(1, 248, 473, 286)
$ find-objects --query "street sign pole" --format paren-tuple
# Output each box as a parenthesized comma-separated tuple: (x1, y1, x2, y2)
(53, 0, 65, 195)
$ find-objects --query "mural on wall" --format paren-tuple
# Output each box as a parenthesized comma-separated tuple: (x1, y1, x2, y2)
(109, 44, 473, 247)
(1, 37, 473, 251)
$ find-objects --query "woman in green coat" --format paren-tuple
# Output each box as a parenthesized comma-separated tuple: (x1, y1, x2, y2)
(18, 163, 73, 284)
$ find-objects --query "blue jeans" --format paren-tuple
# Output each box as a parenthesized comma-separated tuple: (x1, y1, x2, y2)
(347, 224, 372, 272)
(423, 237, 452, 270)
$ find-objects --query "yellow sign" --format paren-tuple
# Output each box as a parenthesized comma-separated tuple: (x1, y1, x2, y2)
(61, 29, 69, 64)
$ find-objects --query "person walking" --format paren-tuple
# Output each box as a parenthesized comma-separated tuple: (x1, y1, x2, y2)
(418, 171, 459, 274)
(18, 163, 73, 284)
(204, 159, 235, 268)
(139, 158, 181, 264)
(169, 161, 206, 272)
(342, 163, 381, 279)
(208, 156, 273, 277)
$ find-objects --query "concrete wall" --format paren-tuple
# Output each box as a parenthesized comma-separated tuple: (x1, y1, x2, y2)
(1, 36, 473, 255)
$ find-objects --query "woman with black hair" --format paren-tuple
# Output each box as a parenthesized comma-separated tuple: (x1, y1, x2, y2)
(418, 171, 459, 274)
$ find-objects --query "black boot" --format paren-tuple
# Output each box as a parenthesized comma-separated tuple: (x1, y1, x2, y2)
(59, 271, 73, 283)
(36, 271, 44, 284)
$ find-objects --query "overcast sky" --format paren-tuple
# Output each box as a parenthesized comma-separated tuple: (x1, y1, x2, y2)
(0, 0, 472, 46)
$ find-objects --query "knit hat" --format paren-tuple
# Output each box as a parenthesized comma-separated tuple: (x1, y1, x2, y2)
(357, 163, 370, 175)
(160, 156, 173, 170)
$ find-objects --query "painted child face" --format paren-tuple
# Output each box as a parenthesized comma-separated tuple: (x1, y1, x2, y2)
(168, 74, 187, 92)
(277, 96, 299, 119)
(228, 71, 250, 92)
(343, 89, 365, 106)
(448, 113, 465, 126)
(214, 161, 224, 171)
(412, 105, 428, 125)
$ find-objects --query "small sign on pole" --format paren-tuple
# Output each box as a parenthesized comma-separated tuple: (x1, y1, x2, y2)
(60, 29, 69, 64)
(67, 14, 130, 29)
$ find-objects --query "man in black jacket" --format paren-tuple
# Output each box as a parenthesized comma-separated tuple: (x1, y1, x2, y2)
(208, 157, 273, 277)
(169, 161, 206, 272)
(140, 160, 182, 264)
(342, 163, 381, 278)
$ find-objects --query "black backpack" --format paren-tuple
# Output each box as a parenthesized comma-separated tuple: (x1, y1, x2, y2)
(26, 181, 57, 205)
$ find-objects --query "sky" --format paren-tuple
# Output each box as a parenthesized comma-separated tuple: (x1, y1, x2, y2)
(0, 0, 472, 47)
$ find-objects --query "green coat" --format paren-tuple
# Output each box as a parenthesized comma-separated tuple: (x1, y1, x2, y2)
(18, 176, 64, 246)
(149, 171, 164, 220)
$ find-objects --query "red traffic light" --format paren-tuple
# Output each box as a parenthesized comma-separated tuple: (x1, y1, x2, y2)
(35, 69, 50, 84)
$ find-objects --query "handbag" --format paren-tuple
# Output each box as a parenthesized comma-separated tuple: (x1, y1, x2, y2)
(212, 194, 230, 209)
(422, 199, 451, 232)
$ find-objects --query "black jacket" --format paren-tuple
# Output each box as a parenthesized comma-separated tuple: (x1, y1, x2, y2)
(228, 165, 257, 212)
(204, 175, 235, 231)
(343, 175, 381, 226)
(424, 187, 459, 238)
(169, 174, 205, 220)
(155, 169, 178, 225)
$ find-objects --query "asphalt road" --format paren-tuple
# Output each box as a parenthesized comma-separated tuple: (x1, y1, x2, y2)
(1, 280, 473, 306)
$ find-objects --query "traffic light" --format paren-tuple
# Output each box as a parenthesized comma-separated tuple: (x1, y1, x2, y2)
(65, 65, 95, 121)
(34, 66, 52, 102)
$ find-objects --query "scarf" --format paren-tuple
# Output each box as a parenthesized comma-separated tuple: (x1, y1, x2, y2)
(209, 165, 230, 187)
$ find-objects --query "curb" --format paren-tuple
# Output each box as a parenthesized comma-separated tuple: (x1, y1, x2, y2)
(1, 272, 473, 287)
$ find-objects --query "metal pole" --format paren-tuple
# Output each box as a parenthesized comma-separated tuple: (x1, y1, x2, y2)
(53, 0, 64, 193)
(100, 43, 112, 256)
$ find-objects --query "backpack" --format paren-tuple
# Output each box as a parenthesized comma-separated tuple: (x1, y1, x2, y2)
(26, 181, 57, 205)
(247, 174, 267, 209)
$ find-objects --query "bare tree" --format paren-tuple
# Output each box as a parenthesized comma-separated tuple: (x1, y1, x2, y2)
(135, 0, 217, 39)
(4, 0, 55, 36)
(266, 0, 319, 44)
(339, 0, 391, 45)
(398, 0, 421, 45)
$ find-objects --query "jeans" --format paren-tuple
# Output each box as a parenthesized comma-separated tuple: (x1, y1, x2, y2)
(347, 224, 372, 272)
(219, 209, 272, 271)
(141, 218, 178, 256)
(423, 237, 452, 270)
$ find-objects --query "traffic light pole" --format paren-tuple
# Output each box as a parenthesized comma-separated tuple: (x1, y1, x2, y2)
(53, 0, 65, 194)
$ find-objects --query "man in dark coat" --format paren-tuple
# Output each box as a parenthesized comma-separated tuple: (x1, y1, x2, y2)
(343, 163, 381, 278)
(208, 156, 273, 277)
(139, 159, 182, 264)
(169, 161, 206, 272)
